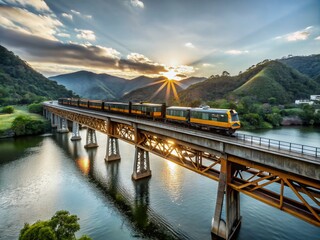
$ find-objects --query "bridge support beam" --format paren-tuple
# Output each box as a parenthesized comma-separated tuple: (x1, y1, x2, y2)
(71, 122, 81, 141)
(132, 147, 151, 180)
(84, 128, 98, 148)
(212, 159, 241, 240)
(105, 137, 121, 162)
(57, 116, 69, 133)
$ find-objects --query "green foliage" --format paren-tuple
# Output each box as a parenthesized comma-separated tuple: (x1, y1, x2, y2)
(28, 103, 43, 114)
(0, 45, 75, 105)
(278, 55, 320, 80)
(1, 105, 14, 113)
(11, 115, 49, 136)
(19, 210, 91, 240)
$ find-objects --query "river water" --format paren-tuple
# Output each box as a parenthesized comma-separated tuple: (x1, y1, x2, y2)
(0, 127, 319, 239)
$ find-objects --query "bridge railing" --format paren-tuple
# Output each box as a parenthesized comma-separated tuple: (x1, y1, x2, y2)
(235, 133, 320, 159)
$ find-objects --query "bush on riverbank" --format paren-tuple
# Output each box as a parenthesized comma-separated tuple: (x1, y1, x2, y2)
(12, 115, 50, 136)
(19, 210, 92, 240)
(28, 103, 43, 114)
(1, 105, 15, 114)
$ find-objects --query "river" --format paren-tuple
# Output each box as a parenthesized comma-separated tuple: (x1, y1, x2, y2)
(0, 127, 319, 239)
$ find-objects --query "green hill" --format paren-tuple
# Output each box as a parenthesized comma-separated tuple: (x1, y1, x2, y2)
(179, 60, 320, 105)
(234, 61, 319, 103)
(278, 54, 320, 82)
(0, 45, 75, 105)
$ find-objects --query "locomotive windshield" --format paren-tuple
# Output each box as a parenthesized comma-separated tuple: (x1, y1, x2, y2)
(231, 113, 239, 121)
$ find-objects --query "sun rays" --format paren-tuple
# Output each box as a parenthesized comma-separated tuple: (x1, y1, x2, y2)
(146, 78, 181, 103)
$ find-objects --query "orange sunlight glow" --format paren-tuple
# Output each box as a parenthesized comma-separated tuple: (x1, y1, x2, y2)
(77, 157, 90, 175)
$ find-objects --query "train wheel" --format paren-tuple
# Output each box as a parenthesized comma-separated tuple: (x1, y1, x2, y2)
(225, 129, 235, 136)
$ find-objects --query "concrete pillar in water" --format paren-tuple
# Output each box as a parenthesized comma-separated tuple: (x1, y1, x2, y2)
(211, 158, 241, 240)
(132, 147, 151, 180)
(57, 116, 69, 133)
(105, 136, 121, 162)
(51, 113, 57, 128)
(84, 128, 98, 148)
(71, 122, 81, 141)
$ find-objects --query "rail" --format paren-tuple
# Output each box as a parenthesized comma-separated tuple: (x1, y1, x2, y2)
(235, 133, 320, 159)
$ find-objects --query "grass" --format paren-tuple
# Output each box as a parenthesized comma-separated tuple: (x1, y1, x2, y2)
(0, 105, 44, 131)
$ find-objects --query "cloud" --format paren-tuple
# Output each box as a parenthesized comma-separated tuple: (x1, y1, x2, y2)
(0, 26, 166, 74)
(62, 13, 73, 20)
(130, 0, 144, 8)
(202, 63, 214, 67)
(275, 26, 313, 42)
(75, 28, 96, 41)
(184, 42, 195, 48)
(56, 33, 70, 38)
(71, 9, 92, 19)
(3, 0, 51, 12)
(225, 49, 249, 55)
(0, 6, 63, 40)
(71, 9, 81, 15)
(315, 36, 320, 41)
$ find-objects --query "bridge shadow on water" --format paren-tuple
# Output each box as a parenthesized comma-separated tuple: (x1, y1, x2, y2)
(52, 131, 193, 240)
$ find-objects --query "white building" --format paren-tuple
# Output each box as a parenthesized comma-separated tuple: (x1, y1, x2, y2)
(310, 95, 320, 101)
(295, 99, 314, 105)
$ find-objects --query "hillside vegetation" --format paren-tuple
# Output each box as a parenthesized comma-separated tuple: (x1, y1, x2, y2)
(179, 60, 320, 105)
(0, 45, 75, 106)
(278, 54, 320, 81)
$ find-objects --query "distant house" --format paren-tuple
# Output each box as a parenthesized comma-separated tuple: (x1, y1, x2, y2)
(295, 99, 314, 105)
(295, 95, 320, 105)
(310, 95, 320, 101)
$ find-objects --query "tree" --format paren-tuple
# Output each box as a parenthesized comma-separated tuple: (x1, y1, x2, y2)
(19, 210, 92, 240)
(222, 70, 230, 77)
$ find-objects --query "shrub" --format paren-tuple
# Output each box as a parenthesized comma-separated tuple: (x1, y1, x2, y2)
(1, 105, 14, 114)
(11, 115, 49, 136)
(28, 103, 43, 114)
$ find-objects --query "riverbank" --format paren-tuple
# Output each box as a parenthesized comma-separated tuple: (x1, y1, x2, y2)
(0, 105, 49, 138)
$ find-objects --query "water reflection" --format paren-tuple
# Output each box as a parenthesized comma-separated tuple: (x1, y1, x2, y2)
(52, 132, 184, 239)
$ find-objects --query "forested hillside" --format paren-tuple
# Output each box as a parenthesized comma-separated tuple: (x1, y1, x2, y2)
(0, 45, 75, 105)
(179, 60, 320, 105)
(278, 54, 320, 82)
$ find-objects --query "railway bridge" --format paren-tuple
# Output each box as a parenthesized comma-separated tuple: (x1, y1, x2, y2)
(43, 101, 320, 239)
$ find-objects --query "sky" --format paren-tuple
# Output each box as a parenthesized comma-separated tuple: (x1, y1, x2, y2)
(0, 0, 319, 80)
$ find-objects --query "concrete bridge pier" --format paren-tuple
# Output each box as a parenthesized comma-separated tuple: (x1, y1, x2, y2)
(132, 147, 151, 180)
(84, 128, 98, 148)
(212, 158, 241, 240)
(57, 116, 69, 133)
(105, 137, 121, 162)
(51, 113, 57, 128)
(71, 122, 81, 141)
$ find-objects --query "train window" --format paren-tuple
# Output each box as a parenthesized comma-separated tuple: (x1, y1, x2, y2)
(232, 114, 239, 121)
(202, 113, 209, 120)
(218, 114, 228, 122)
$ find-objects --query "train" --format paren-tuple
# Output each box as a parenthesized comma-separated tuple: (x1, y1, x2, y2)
(58, 98, 241, 135)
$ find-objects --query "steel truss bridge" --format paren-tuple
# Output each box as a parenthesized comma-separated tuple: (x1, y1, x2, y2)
(43, 101, 320, 240)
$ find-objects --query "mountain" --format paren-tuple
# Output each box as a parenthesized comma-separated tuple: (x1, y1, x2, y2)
(0, 45, 74, 105)
(49, 71, 127, 100)
(121, 77, 184, 103)
(179, 60, 320, 104)
(49, 72, 158, 100)
(278, 54, 320, 82)
(179, 77, 207, 88)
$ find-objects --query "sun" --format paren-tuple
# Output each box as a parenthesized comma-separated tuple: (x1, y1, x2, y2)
(162, 69, 179, 80)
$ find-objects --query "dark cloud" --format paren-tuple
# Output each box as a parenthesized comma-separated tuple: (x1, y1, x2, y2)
(176, 74, 187, 78)
(0, 26, 166, 74)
